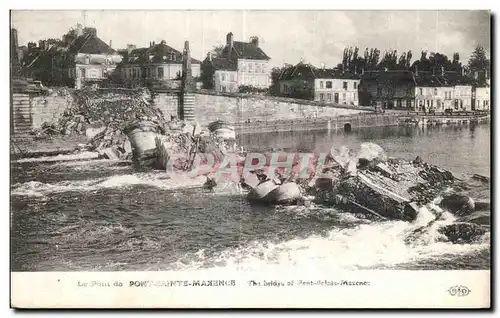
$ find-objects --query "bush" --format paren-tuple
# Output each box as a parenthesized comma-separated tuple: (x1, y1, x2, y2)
(238, 85, 268, 94)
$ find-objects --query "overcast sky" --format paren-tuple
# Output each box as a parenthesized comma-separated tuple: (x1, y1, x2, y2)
(11, 10, 490, 68)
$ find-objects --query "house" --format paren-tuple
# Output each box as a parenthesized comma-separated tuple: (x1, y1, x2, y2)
(278, 62, 360, 104)
(22, 24, 122, 88)
(413, 68, 456, 112)
(313, 68, 360, 105)
(359, 67, 474, 111)
(278, 62, 316, 100)
(118, 40, 201, 88)
(202, 32, 271, 92)
(474, 87, 490, 111)
(358, 70, 416, 109)
(67, 26, 122, 89)
(472, 71, 490, 111)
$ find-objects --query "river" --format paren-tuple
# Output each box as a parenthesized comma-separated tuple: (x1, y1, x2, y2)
(10, 124, 491, 271)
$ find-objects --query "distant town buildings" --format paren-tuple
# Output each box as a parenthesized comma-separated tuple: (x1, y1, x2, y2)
(202, 32, 271, 92)
(10, 24, 490, 113)
(118, 40, 201, 89)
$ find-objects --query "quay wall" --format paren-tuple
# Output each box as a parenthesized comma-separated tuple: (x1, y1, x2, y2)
(12, 93, 71, 139)
(14, 89, 487, 139)
(234, 113, 401, 134)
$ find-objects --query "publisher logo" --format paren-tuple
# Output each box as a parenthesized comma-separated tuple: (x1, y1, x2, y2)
(448, 285, 471, 297)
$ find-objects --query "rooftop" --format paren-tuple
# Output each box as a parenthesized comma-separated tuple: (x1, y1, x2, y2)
(222, 41, 271, 61)
(279, 62, 360, 81)
(124, 41, 201, 65)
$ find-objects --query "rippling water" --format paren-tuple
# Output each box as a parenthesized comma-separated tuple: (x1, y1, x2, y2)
(10, 124, 491, 271)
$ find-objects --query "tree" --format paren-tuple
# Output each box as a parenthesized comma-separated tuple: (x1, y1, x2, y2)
(210, 45, 225, 59)
(467, 45, 490, 74)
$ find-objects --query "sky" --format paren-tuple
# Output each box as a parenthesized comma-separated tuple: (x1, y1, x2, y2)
(11, 10, 490, 68)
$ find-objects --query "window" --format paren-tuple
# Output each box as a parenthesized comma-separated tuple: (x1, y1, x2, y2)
(430, 100, 433, 107)
(222, 86, 226, 93)
(353, 82, 357, 89)
(320, 81, 324, 89)
(342, 93, 346, 101)
(320, 93, 324, 101)
(419, 88, 423, 95)
(256, 64, 261, 73)
(353, 93, 357, 101)
(434, 88, 438, 96)
(454, 99, 459, 110)
(80, 68, 86, 78)
(261, 64, 266, 73)
(437, 100, 441, 108)
(158, 67, 164, 79)
(397, 99, 402, 108)
(249, 63, 253, 72)
(460, 100, 464, 109)
(230, 73, 235, 81)
(483, 100, 486, 108)
(326, 81, 332, 89)
(343, 81, 348, 90)
(221, 73, 226, 81)
(427, 100, 430, 107)
(327, 93, 332, 101)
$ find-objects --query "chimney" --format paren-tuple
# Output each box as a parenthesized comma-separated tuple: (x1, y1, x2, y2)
(207, 52, 212, 62)
(38, 40, 47, 50)
(226, 32, 234, 59)
(76, 23, 84, 37)
(250, 36, 259, 48)
(160, 40, 166, 45)
(109, 40, 112, 48)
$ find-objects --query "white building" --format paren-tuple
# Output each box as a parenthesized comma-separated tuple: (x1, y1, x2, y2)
(204, 32, 271, 93)
(474, 87, 490, 111)
(278, 62, 360, 105)
(314, 75, 360, 105)
(453, 85, 473, 111)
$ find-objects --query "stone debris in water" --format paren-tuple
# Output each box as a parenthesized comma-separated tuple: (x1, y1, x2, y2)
(304, 143, 455, 221)
(437, 222, 487, 244)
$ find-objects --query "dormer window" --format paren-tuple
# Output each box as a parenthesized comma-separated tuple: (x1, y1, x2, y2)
(84, 55, 91, 64)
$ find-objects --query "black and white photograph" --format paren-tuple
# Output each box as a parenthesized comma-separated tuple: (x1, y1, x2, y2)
(9, 8, 491, 309)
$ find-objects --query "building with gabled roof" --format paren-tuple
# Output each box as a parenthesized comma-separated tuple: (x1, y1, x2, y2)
(117, 40, 201, 88)
(201, 32, 271, 92)
(278, 61, 361, 104)
(22, 24, 122, 88)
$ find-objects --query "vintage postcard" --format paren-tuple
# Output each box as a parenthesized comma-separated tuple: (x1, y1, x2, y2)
(9, 9, 491, 309)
